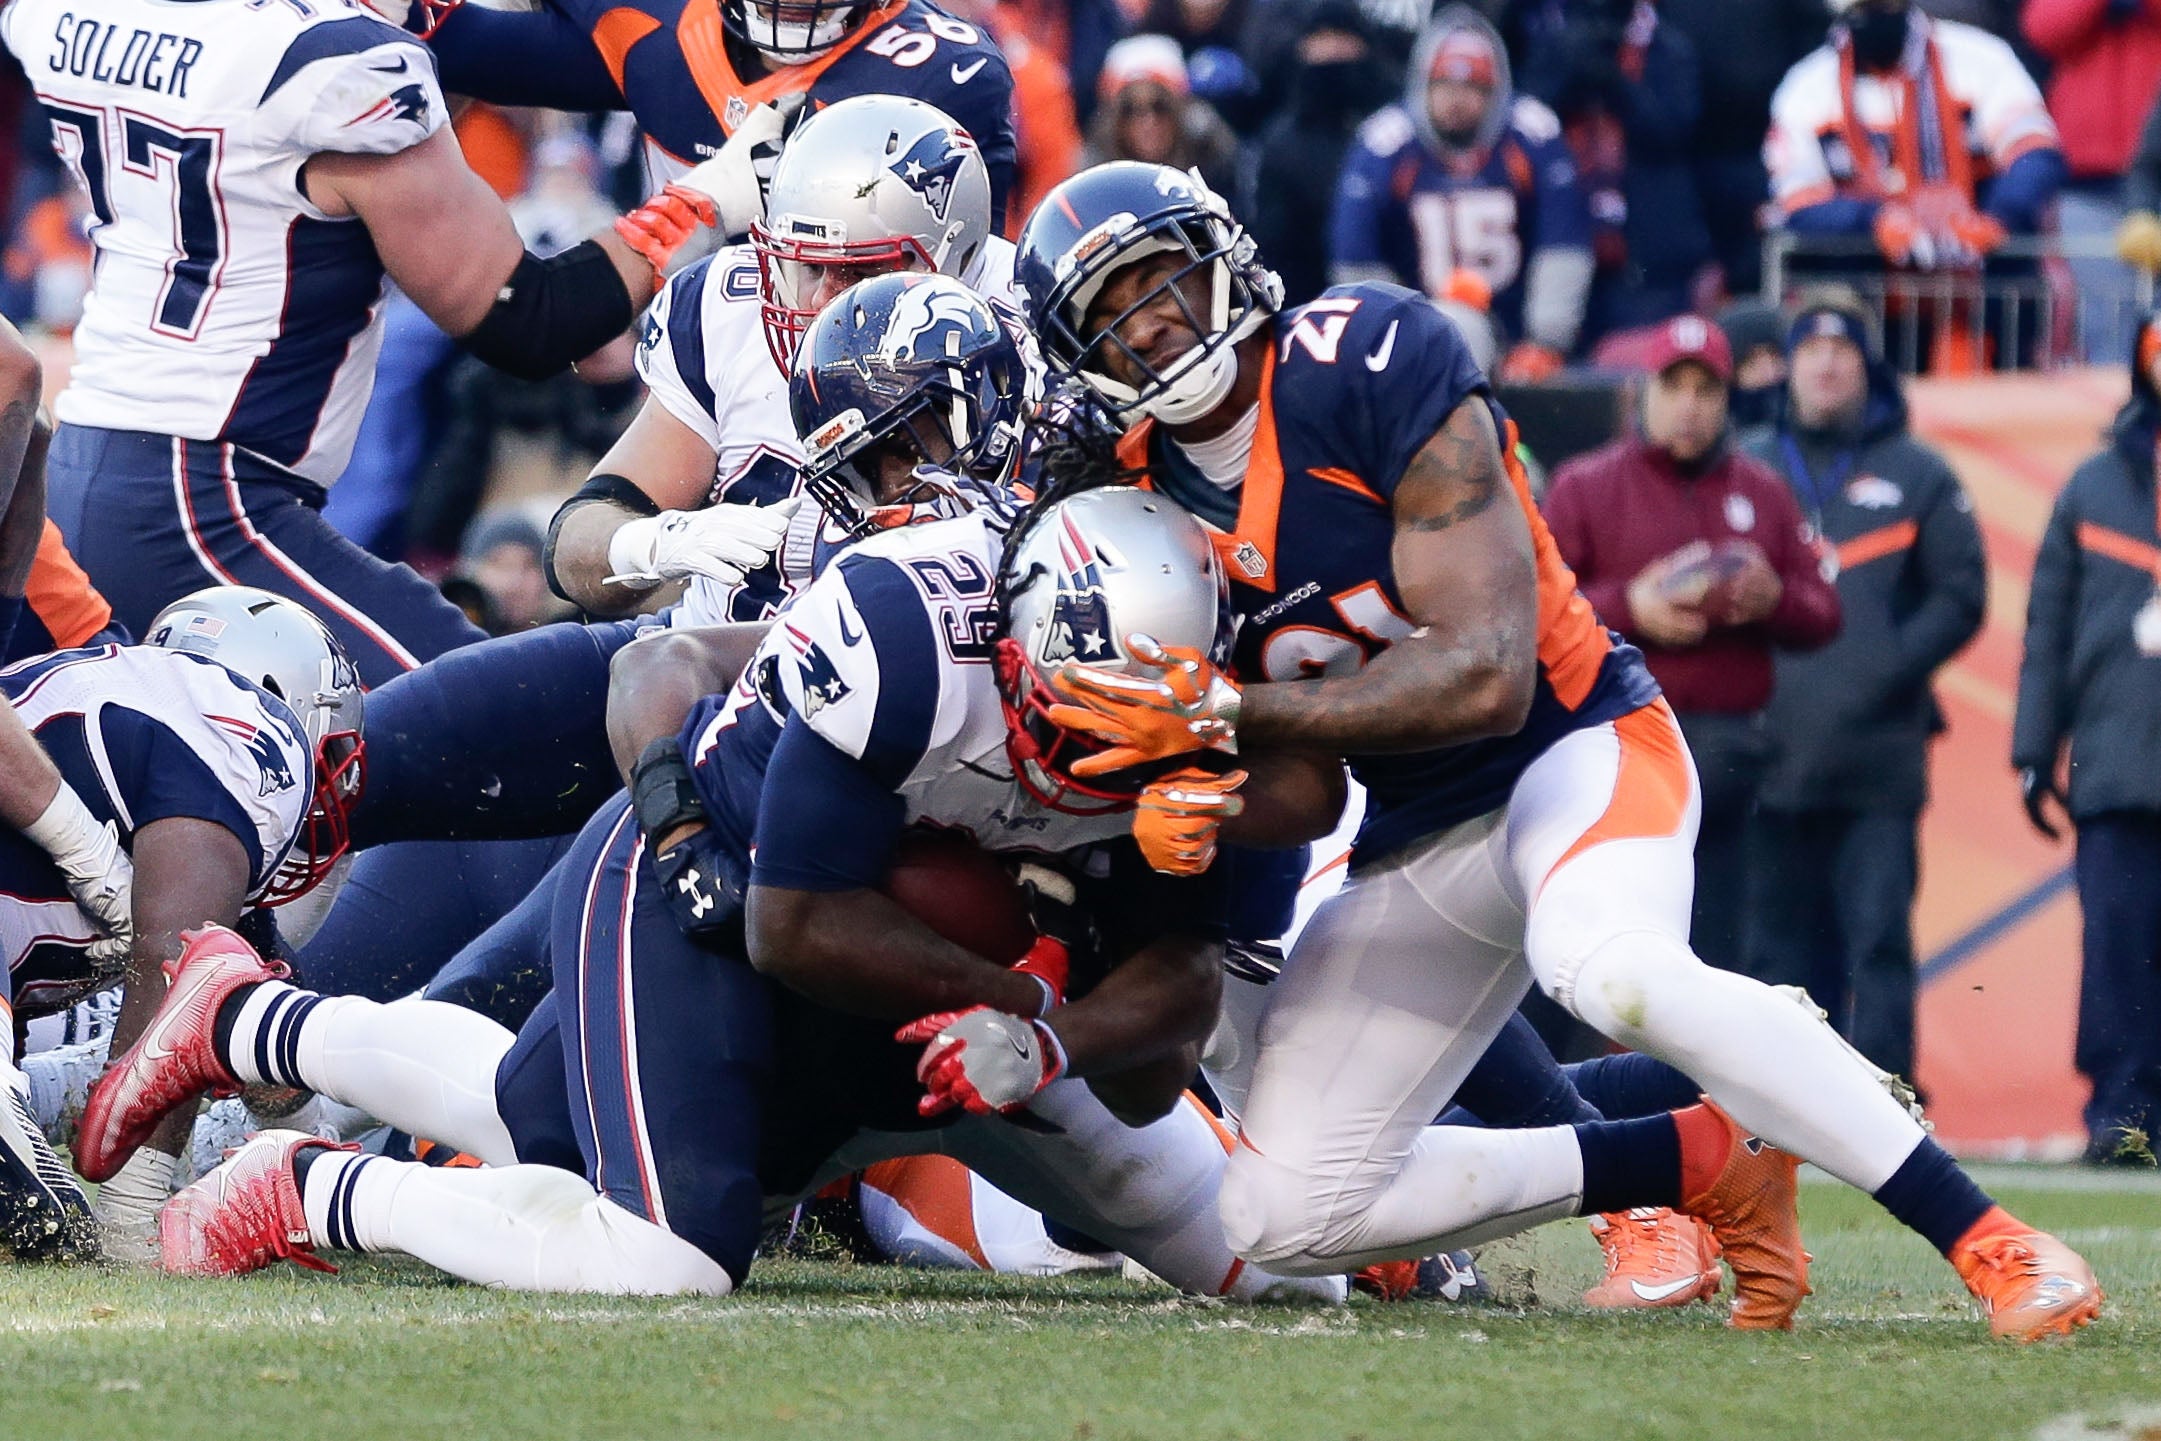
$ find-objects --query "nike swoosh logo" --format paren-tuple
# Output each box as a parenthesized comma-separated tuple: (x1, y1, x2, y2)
(950, 58, 987, 84)
(1365, 319, 1398, 372)
(836, 609, 864, 647)
(1629, 1274, 1705, 1303)
(1007, 1032, 1031, 1058)
(369, 56, 410, 74)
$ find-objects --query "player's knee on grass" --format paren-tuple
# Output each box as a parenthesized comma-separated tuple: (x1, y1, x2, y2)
(1218, 1146, 1352, 1276)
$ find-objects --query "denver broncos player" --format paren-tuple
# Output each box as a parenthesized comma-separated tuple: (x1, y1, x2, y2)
(394, 0, 1016, 227)
(83, 483, 1339, 1305)
(1016, 162, 2103, 1341)
(0, 586, 358, 1259)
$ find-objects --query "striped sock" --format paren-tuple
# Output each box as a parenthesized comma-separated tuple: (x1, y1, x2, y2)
(216, 981, 329, 1091)
(299, 1150, 401, 1254)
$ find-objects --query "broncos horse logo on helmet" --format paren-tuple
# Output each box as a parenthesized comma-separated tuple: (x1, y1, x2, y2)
(789, 271, 1030, 537)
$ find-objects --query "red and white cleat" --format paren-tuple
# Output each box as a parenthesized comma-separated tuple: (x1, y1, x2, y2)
(159, 1129, 351, 1278)
(75, 924, 286, 1183)
(1583, 1208, 1722, 1310)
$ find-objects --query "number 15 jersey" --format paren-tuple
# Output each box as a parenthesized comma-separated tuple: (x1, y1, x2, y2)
(3, 0, 447, 485)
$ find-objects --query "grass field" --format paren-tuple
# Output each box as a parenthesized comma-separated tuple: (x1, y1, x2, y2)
(0, 1165, 2155, 1441)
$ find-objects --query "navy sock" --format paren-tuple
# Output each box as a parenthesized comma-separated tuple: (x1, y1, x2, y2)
(1566, 1052, 1704, 1120)
(211, 983, 325, 1090)
(1871, 1139, 1995, 1256)
(1572, 1114, 1682, 1215)
(1447, 1013, 1602, 1128)
(210, 981, 263, 1076)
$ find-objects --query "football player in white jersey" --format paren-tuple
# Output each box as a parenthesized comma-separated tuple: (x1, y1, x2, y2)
(83, 475, 1340, 1301)
(4, 0, 779, 685)
(546, 93, 1019, 628)
(0, 587, 359, 1258)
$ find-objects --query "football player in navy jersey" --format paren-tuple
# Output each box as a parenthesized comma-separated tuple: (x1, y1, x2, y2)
(1012, 162, 2103, 1341)
(82, 479, 1339, 1303)
(0, 587, 360, 1259)
(389, 0, 1016, 228)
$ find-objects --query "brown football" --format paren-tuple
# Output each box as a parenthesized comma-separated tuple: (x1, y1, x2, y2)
(880, 830, 1036, 964)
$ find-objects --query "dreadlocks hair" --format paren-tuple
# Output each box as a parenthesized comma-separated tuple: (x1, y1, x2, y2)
(994, 382, 1157, 627)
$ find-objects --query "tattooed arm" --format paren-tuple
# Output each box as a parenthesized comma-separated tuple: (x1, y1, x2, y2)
(1237, 398, 1539, 754)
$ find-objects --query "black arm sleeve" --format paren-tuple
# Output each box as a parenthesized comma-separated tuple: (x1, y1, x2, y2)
(458, 240, 635, 383)
(543, 471, 661, 601)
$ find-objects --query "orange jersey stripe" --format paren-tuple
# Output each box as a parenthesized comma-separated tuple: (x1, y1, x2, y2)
(591, 7, 663, 95)
(1835, 518, 1919, 572)
(1542, 698, 1693, 888)
(27, 520, 112, 649)
(677, 0, 909, 134)
(1507, 420, 1612, 710)
(2077, 521, 2161, 576)
(859, 1155, 993, 1271)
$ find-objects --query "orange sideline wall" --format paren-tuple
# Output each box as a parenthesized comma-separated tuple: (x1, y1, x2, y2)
(1906, 367, 2125, 1157)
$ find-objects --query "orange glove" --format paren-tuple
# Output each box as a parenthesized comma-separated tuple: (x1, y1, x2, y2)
(1873, 201, 1919, 266)
(614, 184, 718, 273)
(1498, 342, 1566, 383)
(1946, 208, 2007, 258)
(1045, 635, 1242, 778)
(1132, 766, 1247, 876)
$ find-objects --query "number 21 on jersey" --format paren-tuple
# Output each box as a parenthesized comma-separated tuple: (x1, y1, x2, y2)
(1260, 580, 1416, 679)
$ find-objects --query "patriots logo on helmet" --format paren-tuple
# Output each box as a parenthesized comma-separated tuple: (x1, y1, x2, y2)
(244, 729, 298, 799)
(1039, 513, 1121, 666)
(785, 625, 852, 720)
(878, 280, 984, 367)
(888, 129, 971, 224)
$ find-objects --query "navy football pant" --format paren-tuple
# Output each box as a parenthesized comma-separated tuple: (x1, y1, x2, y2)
(351, 616, 649, 849)
(46, 426, 485, 688)
(542, 795, 775, 1280)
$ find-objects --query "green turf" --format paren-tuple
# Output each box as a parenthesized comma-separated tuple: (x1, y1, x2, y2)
(1, 1166, 2155, 1440)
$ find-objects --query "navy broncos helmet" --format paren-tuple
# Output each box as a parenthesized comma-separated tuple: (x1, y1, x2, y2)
(1015, 162, 1281, 427)
(789, 272, 1030, 536)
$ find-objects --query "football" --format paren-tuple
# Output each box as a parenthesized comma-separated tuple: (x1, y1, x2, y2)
(881, 830, 1037, 963)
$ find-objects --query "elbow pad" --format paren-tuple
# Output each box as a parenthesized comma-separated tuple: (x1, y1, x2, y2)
(460, 240, 634, 382)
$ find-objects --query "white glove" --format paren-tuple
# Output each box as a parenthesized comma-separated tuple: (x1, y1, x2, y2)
(22, 782, 133, 953)
(670, 94, 805, 240)
(605, 494, 803, 590)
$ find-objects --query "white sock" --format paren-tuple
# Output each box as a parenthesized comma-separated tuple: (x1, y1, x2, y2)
(1563, 933, 1924, 1191)
(300, 1151, 732, 1295)
(225, 984, 518, 1165)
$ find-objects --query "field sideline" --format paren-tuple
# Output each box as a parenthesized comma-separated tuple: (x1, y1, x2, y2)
(0, 1166, 2154, 1440)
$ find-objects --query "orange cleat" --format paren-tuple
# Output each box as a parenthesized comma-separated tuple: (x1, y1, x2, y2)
(1675, 1100, 1811, 1329)
(1583, 1208, 1722, 1309)
(1951, 1209, 2103, 1341)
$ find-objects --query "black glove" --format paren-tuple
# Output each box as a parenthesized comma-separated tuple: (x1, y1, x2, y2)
(652, 826, 747, 943)
(1011, 861, 1099, 1001)
(2018, 766, 2066, 841)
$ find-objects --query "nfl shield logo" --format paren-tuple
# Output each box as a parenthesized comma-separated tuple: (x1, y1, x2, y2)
(1232, 541, 1267, 580)
(725, 96, 749, 129)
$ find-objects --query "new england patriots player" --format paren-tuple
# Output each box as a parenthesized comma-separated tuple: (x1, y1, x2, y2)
(85, 485, 1339, 1305)
(1014, 162, 2103, 1340)
(0, 587, 360, 1257)
(550, 94, 1012, 627)
(289, 98, 1012, 1008)
(391, 0, 1015, 226)
(5, 0, 764, 686)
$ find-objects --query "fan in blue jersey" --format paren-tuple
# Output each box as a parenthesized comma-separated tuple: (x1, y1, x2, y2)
(3, 0, 786, 687)
(394, 0, 1017, 228)
(0, 587, 359, 1260)
(1011, 161, 2103, 1340)
(1328, 6, 1593, 381)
